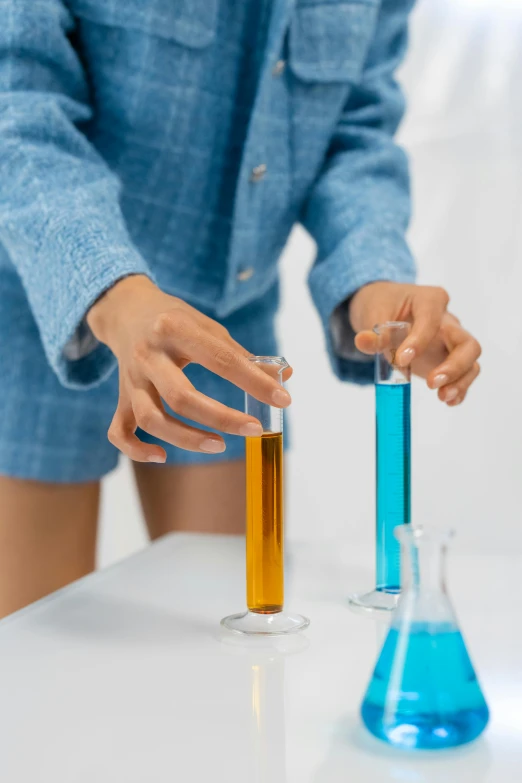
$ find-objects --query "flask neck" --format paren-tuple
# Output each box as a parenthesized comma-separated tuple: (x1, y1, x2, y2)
(403, 538, 448, 595)
(395, 527, 457, 628)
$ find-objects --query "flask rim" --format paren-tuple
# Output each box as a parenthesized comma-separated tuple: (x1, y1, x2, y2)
(395, 525, 456, 546)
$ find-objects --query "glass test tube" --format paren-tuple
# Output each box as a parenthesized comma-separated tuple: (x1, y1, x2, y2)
(375, 323, 411, 592)
(246, 424, 284, 614)
(349, 322, 411, 613)
(221, 357, 309, 635)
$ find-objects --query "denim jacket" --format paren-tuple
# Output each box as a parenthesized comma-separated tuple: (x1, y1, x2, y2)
(0, 0, 416, 388)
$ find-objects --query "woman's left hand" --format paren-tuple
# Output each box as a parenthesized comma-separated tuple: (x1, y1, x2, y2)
(349, 282, 481, 406)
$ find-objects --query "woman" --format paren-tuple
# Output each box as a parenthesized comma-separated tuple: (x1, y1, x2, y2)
(0, 0, 480, 616)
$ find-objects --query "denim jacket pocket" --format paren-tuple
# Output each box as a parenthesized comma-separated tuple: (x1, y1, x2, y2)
(72, 0, 218, 48)
(288, 1, 379, 83)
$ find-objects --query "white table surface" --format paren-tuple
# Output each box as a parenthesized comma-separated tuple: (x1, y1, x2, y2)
(0, 533, 520, 782)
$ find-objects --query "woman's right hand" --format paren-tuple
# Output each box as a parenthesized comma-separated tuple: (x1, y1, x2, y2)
(87, 275, 291, 463)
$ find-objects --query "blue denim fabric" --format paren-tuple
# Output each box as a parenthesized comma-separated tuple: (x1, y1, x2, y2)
(0, 0, 416, 390)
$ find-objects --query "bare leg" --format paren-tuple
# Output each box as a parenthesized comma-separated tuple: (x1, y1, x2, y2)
(0, 476, 99, 618)
(134, 459, 245, 539)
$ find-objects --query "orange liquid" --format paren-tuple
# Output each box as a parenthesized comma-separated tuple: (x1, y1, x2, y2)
(246, 432, 284, 614)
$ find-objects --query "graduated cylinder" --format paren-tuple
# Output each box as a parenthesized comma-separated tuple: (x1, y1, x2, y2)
(245, 357, 286, 615)
(375, 322, 411, 593)
(348, 321, 412, 614)
(221, 356, 308, 635)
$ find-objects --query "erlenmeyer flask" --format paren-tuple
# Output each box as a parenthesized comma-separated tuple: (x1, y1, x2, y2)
(361, 527, 489, 750)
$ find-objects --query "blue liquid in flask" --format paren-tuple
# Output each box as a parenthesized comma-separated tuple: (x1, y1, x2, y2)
(376, 382, 411, 592)
(361, 622, 489, 750)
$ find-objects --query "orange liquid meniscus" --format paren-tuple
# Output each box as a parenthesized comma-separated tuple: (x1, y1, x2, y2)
(246, 432, 284, 614)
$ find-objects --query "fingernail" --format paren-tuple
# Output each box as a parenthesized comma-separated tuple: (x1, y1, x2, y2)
(272, 388, 291, 407)
(201, 438, 226, 454)
(432, 373, 449, 389)
(445, 388, 458, 402)
(147, 454, 166, 463)
(239, 422, 263, 437)
(398, 347, 415, 366)
(453, 396, 463, 406)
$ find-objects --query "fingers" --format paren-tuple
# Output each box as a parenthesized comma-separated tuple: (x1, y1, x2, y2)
(196, 319, 294, 388)
(217, 328, 294, 382)
(108, 383, 167, 463)
(186, 336, 291, 407)
(108, 378, 228, 460)
(196, 314, 253, 359)
(425, 320, 482, 405)
(147, 355, 264, 437)
(354, 287, 449, 363)
(396, 287, 449, 366)
(427, 323, 482, 391)
(130, 386, 227, 453)
(150, 310, 292, 407)
(437, 363, 481, 406)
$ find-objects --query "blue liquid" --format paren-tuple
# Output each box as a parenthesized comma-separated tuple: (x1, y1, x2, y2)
(361, 623, 489, 749)
(376, 383, 411, 592)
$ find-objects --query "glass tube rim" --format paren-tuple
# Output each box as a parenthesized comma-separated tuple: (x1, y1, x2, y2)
(373, 320, 410, 335)
(248, 355, 289, 369)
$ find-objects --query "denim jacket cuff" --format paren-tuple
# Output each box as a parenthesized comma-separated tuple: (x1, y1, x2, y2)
(52, 262, 154, 390)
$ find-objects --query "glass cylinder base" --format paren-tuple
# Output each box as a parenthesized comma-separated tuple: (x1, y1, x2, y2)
(348, 588, 400, 614)
(221, 610, 309, 636)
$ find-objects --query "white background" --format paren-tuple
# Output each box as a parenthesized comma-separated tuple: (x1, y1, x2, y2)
(98, 0, 522, 569)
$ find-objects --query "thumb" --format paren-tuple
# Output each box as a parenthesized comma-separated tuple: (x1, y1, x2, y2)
(352, 302, 398, 357)
(354, 328, 391, 356)
(351, 282, 406, 355)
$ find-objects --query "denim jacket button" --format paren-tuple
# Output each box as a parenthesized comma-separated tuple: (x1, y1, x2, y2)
(250, 164, 267, 182)
(236, 267, 255, 282)
(272, 59, 286, 76)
